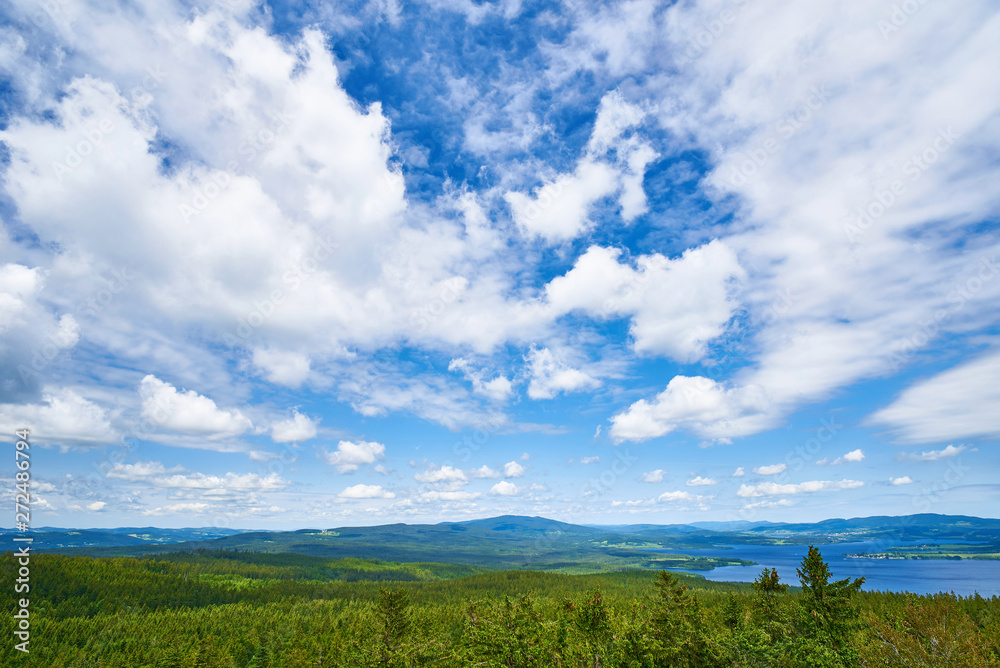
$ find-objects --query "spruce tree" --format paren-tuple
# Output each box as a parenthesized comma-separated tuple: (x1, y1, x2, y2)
(796, 545, 865, 663)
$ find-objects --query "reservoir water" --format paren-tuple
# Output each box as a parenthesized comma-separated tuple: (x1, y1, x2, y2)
(650, 540, 1000, 597)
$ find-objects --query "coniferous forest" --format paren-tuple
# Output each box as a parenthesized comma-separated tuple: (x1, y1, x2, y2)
(2, 546, 998, 667)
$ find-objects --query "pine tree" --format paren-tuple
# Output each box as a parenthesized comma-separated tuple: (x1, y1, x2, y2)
(650, 570, 718, 667)
(377, 587, 411, 667)
(796, 545, 865, 664)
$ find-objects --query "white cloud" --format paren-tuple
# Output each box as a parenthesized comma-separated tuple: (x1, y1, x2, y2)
(503, 460, 526, 478)
(640, 469, 664, 483)
(737, 479, 864, 498)
(86, 501, 106, 511)
(270, 411, 318, 443)
(418, 490, 482, 503)
(868, 350, 1000, 443)
(339, 484, 395, 499)
(732, 467, 745, 477)
(415, 464, 468, 484)
(505, 160, 618, 243)
(586, 90, 646, 154)
(657, 490, 693, 503)
(579, 456, 600, 464)
(490, 480, 519, 496)
(896, 444, 968, 462)
(753, 463, 787, 476)
(139, 375, 252, 439)
(686, 476, 717, 486)
(742, 499, 793, 510)
(323, 440, 386, 473)
(609, 375, 771, 443)
(612, 498, 655, 507)
(525, 347, 600, 400)
(107, 461, 288, 492)
(0, 388, 117, 446)
(252, 349, 311, 388)
(816, 449, 865, 466)
(142, 502, 212, 516)
(546, 241, 744, 362)
(551, 0, 1000, 443)
(0, 263, 83, 403)
(469, 465, 500, 479)
(448, 358, 513, 402)
(890, 476, 913, 486)
(503, 91, 654, 243)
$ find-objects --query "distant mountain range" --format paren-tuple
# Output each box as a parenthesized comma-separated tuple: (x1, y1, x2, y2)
(5, 513, 999, 572)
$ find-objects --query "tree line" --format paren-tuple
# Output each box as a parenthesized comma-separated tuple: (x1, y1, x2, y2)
(1, 545, 997, 666)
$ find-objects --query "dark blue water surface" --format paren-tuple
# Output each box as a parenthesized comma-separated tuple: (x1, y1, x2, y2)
(649, 541, 1000, 597)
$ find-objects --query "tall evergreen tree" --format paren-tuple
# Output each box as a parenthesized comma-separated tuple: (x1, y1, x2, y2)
(795, 545, 865, 664)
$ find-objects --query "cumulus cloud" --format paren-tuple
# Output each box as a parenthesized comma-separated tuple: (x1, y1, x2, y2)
(448, 358, 513, 402)
(469, 465, 500, 479)
(490, 480, 519, 496)
(657, 490, 693, 503)
(525, 347, 600, 400)
(270, 411, 318, 443)
(252, 349, 311, 388)
(742, 499, 793, 510)
(737, 479, 864, 498)
(142, 503, 209, 516)
(139, 375, 252, 439)
(503, 461, 526, 478)
(323, 440, 386, 473)
(612, 498, 655, 507)
(816, 449, 865, 466)
(339, 484, 395, 499)
(504, 91, 655, 243)
(895, 444, 969, 462)
(107, 461, 288, 492)
(579, 456, 600, 464)
(415, 464, 468, 484)
(732, 467, 746, 477)
(609, 375, 771, 443)
(686, 476, 717, 486)
(0, 263, 82, 403)
(0, 388, 117, 446)
(418, 490, 481, 503)
(890, 476, 913, 486)
(753, 463, 787, 476)
(556, 0, 1000, 444)
(546, 241, 744, 361)
(640, 469, 665, 483)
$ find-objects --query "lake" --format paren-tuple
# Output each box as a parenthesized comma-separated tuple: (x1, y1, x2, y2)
(649, 540, 1000, 597)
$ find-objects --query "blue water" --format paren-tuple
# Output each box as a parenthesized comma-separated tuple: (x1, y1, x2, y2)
(648, 540, 1000, 597)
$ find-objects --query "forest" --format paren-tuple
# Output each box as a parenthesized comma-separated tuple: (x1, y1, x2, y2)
(2, 545, 998, 667)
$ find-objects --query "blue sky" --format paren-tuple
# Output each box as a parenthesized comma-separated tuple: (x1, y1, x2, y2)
(0, 0, 998, 529)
